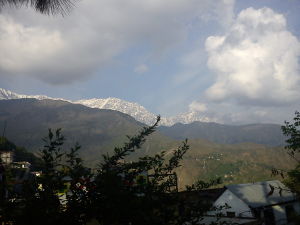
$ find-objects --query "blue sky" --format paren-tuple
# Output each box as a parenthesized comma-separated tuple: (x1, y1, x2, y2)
(1, 0, 300, 124)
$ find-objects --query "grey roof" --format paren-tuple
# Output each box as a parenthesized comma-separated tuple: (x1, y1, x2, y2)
(178, 188, 226, 203)
(225, 180, 297, 208)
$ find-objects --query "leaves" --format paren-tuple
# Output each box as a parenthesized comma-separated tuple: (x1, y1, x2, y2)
(281, 111, 300, 196)
(1, 116, 221, 225)
(282, 111, 300, 160)
(0, 0, 75, 15)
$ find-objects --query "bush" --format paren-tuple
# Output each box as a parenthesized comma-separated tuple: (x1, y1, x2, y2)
(1, 117, 219, 225)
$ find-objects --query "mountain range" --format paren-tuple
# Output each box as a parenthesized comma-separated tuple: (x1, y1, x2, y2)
(0, 98, 173, 165)
(158, 122, 285, 147)
(0, 88, 214, 126)
(0, 97, 292, 189)
(0, 88, 286, 146)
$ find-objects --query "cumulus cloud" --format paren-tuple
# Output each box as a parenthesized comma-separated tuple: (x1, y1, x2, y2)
(205, 7, 300, 106)
(0, 16, 64, 73)
(0, 0, 235, 85)
(134, 64, 148, 74)
(189, 101, 207, 112)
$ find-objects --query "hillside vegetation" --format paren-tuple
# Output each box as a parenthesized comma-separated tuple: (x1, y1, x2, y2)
(158, 122, 285, 146)
(0, 99, 293, 188)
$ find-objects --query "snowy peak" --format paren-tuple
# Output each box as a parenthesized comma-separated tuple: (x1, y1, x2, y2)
(0, 88, 55, 101)
(161, 111, 216, 126)
(0, 88, 18, 99)
(0, 88, 215, 126)
(74, 98, 157, 125)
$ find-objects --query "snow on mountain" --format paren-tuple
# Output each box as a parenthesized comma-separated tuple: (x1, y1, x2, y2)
(75, 98, 158, 125)
(0, 88, 215, 126)
(0, 88, 62, 101)
(161, 111, 216, 126)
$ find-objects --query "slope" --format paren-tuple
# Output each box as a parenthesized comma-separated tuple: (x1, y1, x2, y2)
(158, 121, 285, 146)
(0, 99, 293, 189)
(0, 99, 174, 165)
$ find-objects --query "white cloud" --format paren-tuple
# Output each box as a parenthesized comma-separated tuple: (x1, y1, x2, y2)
(189, 101, 207, 112)
(205, 7, 300, 106)
(201, 0, 235, 28)
(0, 0, 235, 85)
(0, 16, 64, 73)
(134, 64, 148, 74)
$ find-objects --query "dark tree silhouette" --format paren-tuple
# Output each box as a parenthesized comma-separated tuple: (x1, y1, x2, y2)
(0, 116, 222, 225)
(281, 111, 300, 195)
(0, 0, 75, 15)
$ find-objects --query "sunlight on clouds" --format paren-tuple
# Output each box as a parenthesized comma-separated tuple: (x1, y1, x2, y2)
(189, 101, 207, 112)
(0, 15, 64, 73)
(206, 8, 300, 105)
(0, 0, 235, 85)
(205, 7, 300, 106)
(205, 36, 225, 52)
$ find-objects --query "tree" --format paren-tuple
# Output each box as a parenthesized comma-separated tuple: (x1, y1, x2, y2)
(0, 116, 222, 225)
(274, 111, 300, 223)
(0, 0, 75, 15)
(281, 111, 300, 195)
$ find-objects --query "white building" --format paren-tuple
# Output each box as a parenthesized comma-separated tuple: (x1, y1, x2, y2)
(208, 180, 300, 225)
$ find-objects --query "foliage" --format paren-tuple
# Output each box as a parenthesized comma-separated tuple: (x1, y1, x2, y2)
(276, 111, 300, 224)
(0, 98, 293, 186)
(0, 136, 16, 151)
(0, 116, 221, 225)
(282, 111, 300, 160)
(0, 0, 75, 15)
(281, 111, 300, 195)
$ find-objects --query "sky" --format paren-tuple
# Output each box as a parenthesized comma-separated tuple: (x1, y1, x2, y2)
(0, 0, 300, 124)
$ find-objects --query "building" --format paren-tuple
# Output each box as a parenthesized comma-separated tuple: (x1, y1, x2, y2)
(11, 161, 31, 169)
(0, 150, 14, 164)
(207, 180, 300, 225)
(0, 136, 15, 164)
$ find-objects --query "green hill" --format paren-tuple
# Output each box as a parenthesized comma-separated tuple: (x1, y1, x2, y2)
(0, 99, 175, 165)
(158, 121, 285, 146)
(0, 99, 293, 189)
(176, 139, 293, 189)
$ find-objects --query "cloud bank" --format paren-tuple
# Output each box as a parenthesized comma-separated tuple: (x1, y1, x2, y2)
(0, 0, 234, 85)
(205, 7, 300, 106)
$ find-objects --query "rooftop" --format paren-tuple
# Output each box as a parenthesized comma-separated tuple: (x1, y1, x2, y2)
(225, 180, 297, 208)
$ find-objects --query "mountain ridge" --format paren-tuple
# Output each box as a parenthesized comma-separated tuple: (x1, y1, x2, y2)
(158, 121, 285, 146)
(0, 88, 215, 126)
(0, 98, 292, 188)
(0, 88, 285, 146)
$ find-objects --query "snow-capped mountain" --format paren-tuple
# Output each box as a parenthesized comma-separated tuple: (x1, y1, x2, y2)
(0, 88, 215, 126)
(161, 111, 215, 126)
(0, 88, 65, 101)
(75, 98, 158, 125)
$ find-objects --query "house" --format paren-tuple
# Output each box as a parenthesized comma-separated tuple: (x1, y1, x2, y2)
(0, 150, 14, 164)
(0, 136, 15, 164)
(207, 180, 300, 225)
(11, 161, 31, 169)
(178, 187, 258, 224)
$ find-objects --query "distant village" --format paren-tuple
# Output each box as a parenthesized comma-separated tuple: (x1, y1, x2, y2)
(0, 140, 41, 199)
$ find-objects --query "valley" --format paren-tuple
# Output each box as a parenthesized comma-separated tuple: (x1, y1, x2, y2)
(0, 98, 292, 189)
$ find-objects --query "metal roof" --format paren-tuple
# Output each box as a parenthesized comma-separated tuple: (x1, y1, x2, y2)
(225, 180, 297, 208)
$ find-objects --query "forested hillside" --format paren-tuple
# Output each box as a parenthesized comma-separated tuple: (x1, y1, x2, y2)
(0, 99, 292, 188)
(158, 122, 285, 146)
